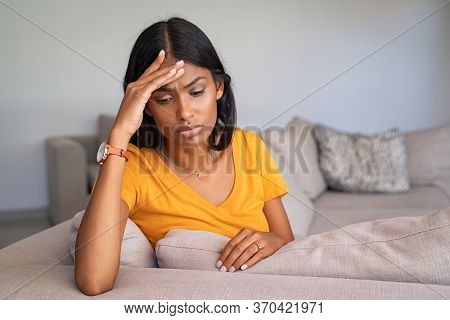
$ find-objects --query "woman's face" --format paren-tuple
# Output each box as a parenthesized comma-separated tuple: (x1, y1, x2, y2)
(145, 57, 224, 148)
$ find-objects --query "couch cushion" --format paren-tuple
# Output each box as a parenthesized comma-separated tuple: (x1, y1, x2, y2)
(308, 208, 444, 235)
(309, 185, 450, 234)
(433, 177, 450, 200)
(279, 175, 315, 239)
(264, 142, 315, 238)
(312, 125, 410, 193)
(69, 210, 158, 268)
(262, 116, 327, 200)
(313, 186, 449, 210)
(404, 124, 450, 186)
(156, 209, 450, 286)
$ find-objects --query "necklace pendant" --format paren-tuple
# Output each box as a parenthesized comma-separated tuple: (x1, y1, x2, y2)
(197, 173, 202, 178)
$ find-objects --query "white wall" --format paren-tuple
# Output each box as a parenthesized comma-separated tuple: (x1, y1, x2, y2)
(1, 0, 449, 212)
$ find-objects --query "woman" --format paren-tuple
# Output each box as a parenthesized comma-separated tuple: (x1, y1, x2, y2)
(75, 17, 294, 296)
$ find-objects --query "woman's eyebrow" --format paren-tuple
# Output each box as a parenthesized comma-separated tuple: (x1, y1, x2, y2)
(154, 76, 206, 93)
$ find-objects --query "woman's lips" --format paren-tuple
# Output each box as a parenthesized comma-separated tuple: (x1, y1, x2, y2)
(176, 126, 203, 138)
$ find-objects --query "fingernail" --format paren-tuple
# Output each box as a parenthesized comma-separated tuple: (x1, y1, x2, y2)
(241, 264, 248, 271)
(216, 260, 222, 268)
(176, 60, 184, 66)
(219, 266, 227, 272)
(229, 266, 235, 273)
(159, 50, 164, 56)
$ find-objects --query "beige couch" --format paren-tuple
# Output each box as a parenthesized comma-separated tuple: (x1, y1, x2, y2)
(1, 116, 448, 299)
(0, 208, 449, 299)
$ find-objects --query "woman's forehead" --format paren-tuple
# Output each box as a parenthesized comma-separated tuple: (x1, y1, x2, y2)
(154, 62, 212, 92)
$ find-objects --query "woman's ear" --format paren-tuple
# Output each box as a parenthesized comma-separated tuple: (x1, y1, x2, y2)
(215, 80, 224, 101)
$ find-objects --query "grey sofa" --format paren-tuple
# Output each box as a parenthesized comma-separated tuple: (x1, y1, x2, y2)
(1, 116, 448, 299)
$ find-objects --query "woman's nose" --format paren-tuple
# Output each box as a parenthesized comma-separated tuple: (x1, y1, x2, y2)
(176, 96, 194, 121)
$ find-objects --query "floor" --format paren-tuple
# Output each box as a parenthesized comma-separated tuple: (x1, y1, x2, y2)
(0, 208, 52, 250)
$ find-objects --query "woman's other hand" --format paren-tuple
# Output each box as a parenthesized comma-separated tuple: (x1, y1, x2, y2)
(216, 229, 287, 272)
(111, 50, 185, 139)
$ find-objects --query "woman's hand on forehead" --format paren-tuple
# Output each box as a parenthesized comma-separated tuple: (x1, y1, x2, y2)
(111, 50, 185, 138)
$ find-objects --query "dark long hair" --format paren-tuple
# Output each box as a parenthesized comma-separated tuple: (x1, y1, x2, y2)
(123, 17, 237, 151)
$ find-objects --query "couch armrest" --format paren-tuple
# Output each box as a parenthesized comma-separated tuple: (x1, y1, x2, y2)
(0, 220, 73, 267)
(69, 134, 99, 164)
(46, 137, 90, 225)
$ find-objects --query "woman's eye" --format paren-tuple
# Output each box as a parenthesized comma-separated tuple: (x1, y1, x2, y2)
(156, 97, 172, 104)
(191, 90, 205, 97)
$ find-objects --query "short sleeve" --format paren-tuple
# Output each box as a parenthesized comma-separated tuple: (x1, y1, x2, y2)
(120, 144, 140, 214)
(255, 134, 290, 201)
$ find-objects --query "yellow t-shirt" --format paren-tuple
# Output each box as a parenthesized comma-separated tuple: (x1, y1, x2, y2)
(95, 128, 289, 249)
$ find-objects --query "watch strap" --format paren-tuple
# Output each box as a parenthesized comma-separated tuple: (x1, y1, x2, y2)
(106, 144, 130, 161)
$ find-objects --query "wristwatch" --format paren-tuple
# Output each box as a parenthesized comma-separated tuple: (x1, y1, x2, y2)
(96, 141, 130, 165)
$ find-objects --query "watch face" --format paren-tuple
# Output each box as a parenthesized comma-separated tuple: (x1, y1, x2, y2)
(96, 141, 107, 163)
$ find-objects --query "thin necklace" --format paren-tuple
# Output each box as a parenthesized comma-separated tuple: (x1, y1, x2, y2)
(157, 145, 214, 178)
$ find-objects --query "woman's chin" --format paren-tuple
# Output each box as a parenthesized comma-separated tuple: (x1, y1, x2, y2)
(176, 127, 211, 144)
(178, 136, 203, 145)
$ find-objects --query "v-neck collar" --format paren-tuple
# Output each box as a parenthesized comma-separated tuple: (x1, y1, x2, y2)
(151, 128, 240, 210)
